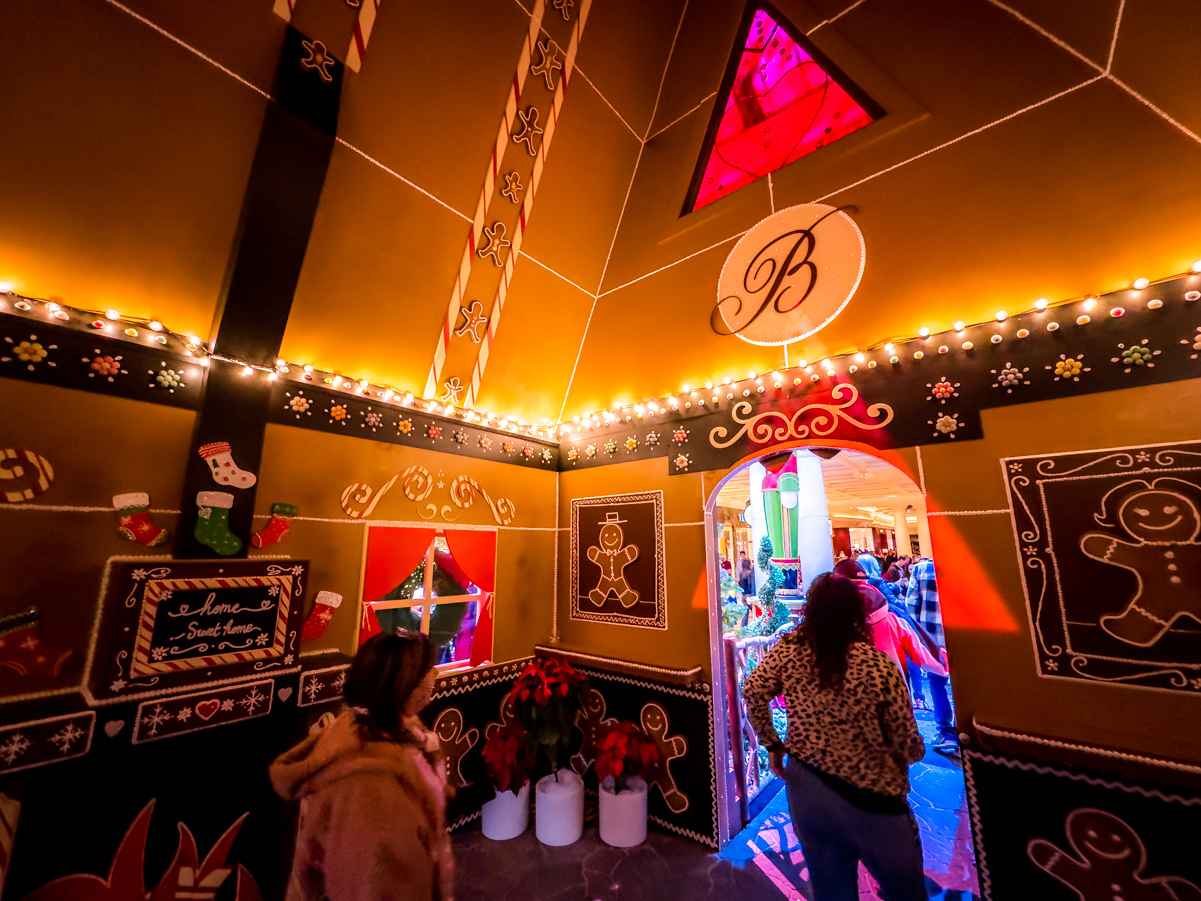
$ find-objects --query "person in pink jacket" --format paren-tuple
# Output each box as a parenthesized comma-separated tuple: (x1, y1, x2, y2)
(832, 560, 946, 680)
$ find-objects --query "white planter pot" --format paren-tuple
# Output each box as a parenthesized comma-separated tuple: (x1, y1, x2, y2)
(535, 768, 584, 846)
(481, 782, 530, 841)
(598, 776, 648, 848)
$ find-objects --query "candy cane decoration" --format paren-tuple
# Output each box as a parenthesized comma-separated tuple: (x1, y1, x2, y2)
(423, 0, 547, 400)
(463, 0, 591, 408)
(273, 0, 382, 73)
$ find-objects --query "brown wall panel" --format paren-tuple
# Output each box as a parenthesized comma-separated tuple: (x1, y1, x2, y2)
(257, 422, 556, 527)
(0, 0, 265, 339)
(494, 529, 556, 663)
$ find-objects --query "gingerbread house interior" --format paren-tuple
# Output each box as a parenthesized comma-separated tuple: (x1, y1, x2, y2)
(2, 0, 1200, 897)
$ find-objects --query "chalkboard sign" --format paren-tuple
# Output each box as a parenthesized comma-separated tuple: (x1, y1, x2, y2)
(131, 572, 298, 676)
(85, 557, 308, 704)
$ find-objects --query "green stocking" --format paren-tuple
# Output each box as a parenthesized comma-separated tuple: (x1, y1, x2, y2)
(194, 491, 242, 556)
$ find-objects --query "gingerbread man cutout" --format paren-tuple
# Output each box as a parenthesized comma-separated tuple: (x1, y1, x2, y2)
(484, 693, 516, 742)
(431, 707, 478, 791)
(586, 512, 640, 608)
(1028, 807, 1201, 900)
(640, 703, 688, 813)
(570, 687, 614, 775)
(1079, 478, 1201, 647)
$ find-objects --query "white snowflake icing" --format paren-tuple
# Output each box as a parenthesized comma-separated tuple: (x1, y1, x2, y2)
(240, 686, 267, 714)
(49, 722, 86, 754)
(304, 678, 325, 702)
(0, 733, 31, 766)
(142, 705, 172, 737)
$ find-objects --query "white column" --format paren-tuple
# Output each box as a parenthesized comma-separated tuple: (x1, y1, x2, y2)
(894, 505, 911, 557)
(793, 450, 834, 591)
(748, 461, 767, 592)
(914, 498, 933, 558)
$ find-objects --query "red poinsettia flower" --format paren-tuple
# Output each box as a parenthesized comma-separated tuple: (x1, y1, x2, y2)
(593, 721, 664, 792)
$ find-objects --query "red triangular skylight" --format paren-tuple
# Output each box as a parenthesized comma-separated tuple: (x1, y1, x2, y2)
(684, 4, 881, 213)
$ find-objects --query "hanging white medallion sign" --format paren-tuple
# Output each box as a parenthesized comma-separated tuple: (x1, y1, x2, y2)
(713, 203, 865, 346)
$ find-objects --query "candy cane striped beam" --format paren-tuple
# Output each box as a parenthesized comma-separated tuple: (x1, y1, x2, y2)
(345, 0, 380, 72)
(423, 0, 547, 400)
(272, 0, 381, 72)
(463, 0, 592, 409)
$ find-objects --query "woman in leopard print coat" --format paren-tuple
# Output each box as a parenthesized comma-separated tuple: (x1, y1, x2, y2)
(744, 572, 926, 901)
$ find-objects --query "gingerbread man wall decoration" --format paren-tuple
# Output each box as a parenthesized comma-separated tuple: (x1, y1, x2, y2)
(586, 512, 640, 608)
(1028, 807, 1201, 900)
(570, 686, 614, 775)
(639, 703, 688, 813)
(1079, 477, 1201, 647)
(432, 707, 479, 791)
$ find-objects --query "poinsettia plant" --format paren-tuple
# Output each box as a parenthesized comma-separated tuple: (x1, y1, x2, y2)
(481, 719, 536, 795)
(594, 720, 663, 793)
(506, 655, 588, 779)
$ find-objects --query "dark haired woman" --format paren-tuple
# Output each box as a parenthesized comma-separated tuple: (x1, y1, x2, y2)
(744, 573, 926, 901)
(271, 632, 454, 900)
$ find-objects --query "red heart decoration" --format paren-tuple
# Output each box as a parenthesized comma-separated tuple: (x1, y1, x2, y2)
(195, 699, 220, 721)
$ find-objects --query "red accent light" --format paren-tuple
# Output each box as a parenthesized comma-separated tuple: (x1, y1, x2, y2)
(689, 8, 878, 212)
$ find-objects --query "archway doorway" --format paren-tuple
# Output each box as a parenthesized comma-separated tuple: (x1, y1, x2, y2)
(703, 445, 979, 899)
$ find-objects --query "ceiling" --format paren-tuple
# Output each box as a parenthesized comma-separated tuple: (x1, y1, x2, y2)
(715, 449, 923, 522)
(2, 0, 1198, 425)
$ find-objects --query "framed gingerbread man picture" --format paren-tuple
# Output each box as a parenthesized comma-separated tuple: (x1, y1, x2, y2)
(570, 491, 667, 630)
(1003, 440, 1201, 695)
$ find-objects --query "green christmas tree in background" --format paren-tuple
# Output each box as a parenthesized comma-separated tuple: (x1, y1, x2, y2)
(749, 535, 790, 636)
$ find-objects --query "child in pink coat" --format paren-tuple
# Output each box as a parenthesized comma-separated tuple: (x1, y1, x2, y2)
(832, 559, 947, 680)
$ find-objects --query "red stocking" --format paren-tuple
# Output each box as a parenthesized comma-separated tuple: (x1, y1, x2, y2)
(252, 502, 297, 549)
(301, 591, 342, 641)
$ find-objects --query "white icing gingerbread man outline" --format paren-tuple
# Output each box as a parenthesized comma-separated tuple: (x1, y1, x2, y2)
(1079, 477, 1201, 648)
(432, 707, 479, 790)
(640, 702, 688, 814)
(1028, 807, 1201, 901)
(585, 512, 640, 608)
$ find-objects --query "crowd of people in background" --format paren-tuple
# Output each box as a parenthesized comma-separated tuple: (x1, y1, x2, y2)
(741, 551, 956, 899)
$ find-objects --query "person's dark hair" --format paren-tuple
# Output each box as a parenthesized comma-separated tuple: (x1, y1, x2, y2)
(800, 573, 867, 690)
(832, 558, 866, 580)
(343, 632, 435, 741)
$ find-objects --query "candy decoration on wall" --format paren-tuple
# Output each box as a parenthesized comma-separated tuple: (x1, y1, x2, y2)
(300, 590, 343, 641)
(193, 491, 242, 556)
(252, 502, 297, 549)
(112, 492, 169, 546)
(0, 449, 54, 503)
(1, 334, 57, 372)
(198, 441, 258, 489)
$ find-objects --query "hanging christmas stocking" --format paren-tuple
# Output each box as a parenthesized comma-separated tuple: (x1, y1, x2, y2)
(112, 492, 169, 546)
(194, 491, 242, 555)
(252, 502, 297, 548)
(301, 590, 343, 640)
(198, 441, 257, 489)
(0, 607, 74, 687)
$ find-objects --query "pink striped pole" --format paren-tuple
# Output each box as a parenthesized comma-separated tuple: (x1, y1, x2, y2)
(464, 0, 591, 408)
(423, 0, 547, 400)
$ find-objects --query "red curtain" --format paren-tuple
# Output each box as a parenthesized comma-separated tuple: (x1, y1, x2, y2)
(359, 526, 436, 646)
(444, 529, 497, 666)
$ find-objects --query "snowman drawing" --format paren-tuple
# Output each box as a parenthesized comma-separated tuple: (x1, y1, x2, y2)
(586, 511, 640, 608)
(1079, 477, 1201, 647)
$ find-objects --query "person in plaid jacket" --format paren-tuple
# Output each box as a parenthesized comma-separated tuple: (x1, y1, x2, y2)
(905, 558, 958, 755)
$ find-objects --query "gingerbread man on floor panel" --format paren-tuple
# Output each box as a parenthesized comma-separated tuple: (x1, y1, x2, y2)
(1028, 807, 1201, 900)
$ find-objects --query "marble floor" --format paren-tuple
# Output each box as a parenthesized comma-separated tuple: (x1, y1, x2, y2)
(454, 711, 978, 900)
